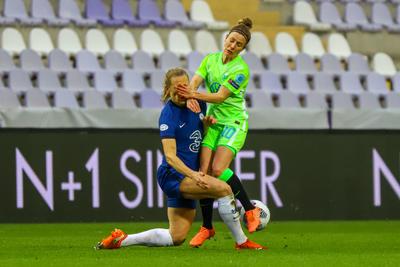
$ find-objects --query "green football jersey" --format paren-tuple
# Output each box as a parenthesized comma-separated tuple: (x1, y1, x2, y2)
(196, 52, 249, 127)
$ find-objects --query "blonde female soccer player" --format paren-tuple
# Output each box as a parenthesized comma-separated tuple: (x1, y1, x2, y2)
(176, 18, 262, 248)
(96, 68, 265, 250)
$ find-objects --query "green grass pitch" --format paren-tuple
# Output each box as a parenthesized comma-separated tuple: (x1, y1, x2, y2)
(0, 221, 399, 267)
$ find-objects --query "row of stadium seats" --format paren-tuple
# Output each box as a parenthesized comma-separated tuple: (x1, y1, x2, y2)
(2, 26, 398, 73)
(1, 46, 398, 81)
(294, 1, 400, 32)
(0, 0, 228, 29)
(1, 67, 399, 96)
(1, 87, 400, 109)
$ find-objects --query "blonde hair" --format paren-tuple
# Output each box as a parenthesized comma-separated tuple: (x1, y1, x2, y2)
(161, 68, 189, 103)
(227, 18, 253, 45)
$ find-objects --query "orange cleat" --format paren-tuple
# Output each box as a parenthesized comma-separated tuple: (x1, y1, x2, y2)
(245, 207, 261, 233)
(95, 228, 127, 250)
(235, 239, 267, 250)
(189, 226, 215, 248)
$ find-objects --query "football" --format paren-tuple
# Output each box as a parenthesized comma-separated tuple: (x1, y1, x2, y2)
(240, 200, 270, 231)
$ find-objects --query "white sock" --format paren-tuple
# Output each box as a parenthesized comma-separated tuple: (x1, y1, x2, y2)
(121, 228, 174, 247)
(217, 194, 247, 245)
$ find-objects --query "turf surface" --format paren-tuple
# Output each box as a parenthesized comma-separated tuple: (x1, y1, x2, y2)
(0, 221, 399, 267)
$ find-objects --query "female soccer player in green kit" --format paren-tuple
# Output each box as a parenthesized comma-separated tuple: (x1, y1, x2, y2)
(176, 18, 262, 247)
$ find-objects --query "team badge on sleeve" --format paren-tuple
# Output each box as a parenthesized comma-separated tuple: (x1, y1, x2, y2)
(160, 124, 169, 131)
(235, 74, 245, 85)
(228, 73, 245, 90)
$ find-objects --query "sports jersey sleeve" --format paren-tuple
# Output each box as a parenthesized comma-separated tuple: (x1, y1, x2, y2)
(159, 106, 177, 139)
(195, 54, 210, 79)
(222, 64, 249, 95)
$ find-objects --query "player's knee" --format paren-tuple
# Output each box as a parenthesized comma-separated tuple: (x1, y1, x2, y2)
(171, 233, 186, 246)
(211, 165, 224, 177)
(215, 182, 232, 198)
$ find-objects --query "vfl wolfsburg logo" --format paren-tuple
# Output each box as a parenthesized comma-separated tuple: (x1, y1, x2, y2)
(210, 82, 221, 93)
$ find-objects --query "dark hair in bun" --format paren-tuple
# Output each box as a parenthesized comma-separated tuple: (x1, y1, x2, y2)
(238, 18, 253, 30)
(228, 17, 253, 44)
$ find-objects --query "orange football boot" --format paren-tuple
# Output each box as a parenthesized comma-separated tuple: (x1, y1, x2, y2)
(235, 239, 267, 250)
(189, 226, 215, 248)
(95, 228, 127, 250)
(245, 207, 261, 233)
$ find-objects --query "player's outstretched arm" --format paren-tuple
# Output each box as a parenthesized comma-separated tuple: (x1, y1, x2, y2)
(178, 85, 231, 104)
(186, 74, 204, 113)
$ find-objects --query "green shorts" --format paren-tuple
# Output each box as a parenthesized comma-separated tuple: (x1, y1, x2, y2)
(202, 122, 248, 155)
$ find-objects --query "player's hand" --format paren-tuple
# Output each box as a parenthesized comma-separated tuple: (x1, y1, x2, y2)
(202, 115, 217, 128)
(187, 99, 201, 113)
(176, 84, 194, 99)
(192, 171, 209, 189)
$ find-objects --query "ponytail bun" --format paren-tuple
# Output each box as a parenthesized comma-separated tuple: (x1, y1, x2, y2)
(238, 18, 253, 29)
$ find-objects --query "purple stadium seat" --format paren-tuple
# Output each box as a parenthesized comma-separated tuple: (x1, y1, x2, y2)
(59, 0, 97, 26)
(305, 92, 328, 109)
(132, 51, 156, 74)
(259, 71, 284, 94)
(371, 3, 400, 32)
(94, 70, 118, 93)
(347, 53, 371, 76)
(0, 49, 16, 72)
(319, 2, 357, 31)
(345, 3, 383, 32)
(4, 0, 42, 25)
(0, 89, 21, 107)
(66, 70, 93, 92)
(267, 53, 291, 75)
(320, 53, 344, 75)
(278, 91, 301, 108)
(286, 72, 312, 94)
(365, 72, 390, 95)
(111, 90, 137, 109)
(339, 73, 365, 94)
(164, 0, 204, 29)
(9, 70, 35, 92)
(111, 0, 150, 27)
(48, 49, 73, 73)
(121, 70, 147, 93)
(54, 90, 80, 108)
(187, 51, 204, 74)
(37, 69, 64, 93)
(0, 10, 16, 25)
(140, 89, 163, 108)
(31, 0, 69, 26)
(247, 90, 274, 108)
(385, 92, 400, 108)
(358, 92, 381, 109)
(104, 50, 128, 74)
(331, 92, 355, 109)
(86, 0, 124, 26)
(82, 90, 108, 108)
(242, 52, 266, 76)
(25, 89, 51, 107)
(149, 70, 165, 93)
(20, 49, 45, 73)
(159, 51, 181, 71)
(295, 53, 318, 74)
(312, 73, 337, 94)
(137, 0, 176, 27)
(76, 50, 102, 73)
